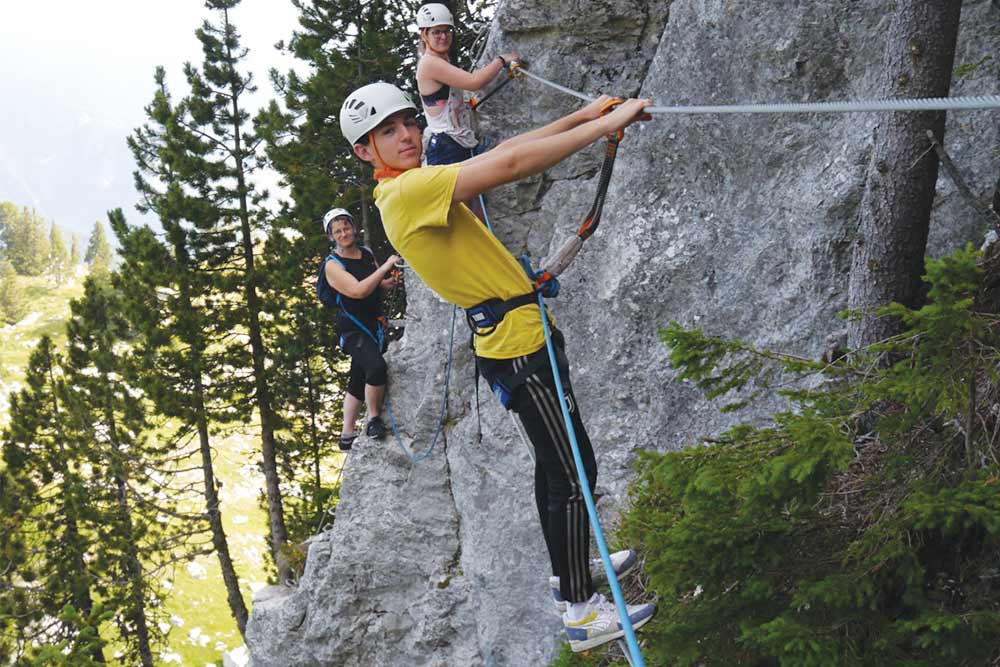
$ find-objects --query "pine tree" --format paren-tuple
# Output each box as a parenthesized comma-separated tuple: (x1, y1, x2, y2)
(0, 260, 27, 323)
(48, 223, 70, 283)
(123, 65, 251, 635)
(254, 0, 434, 543)
(266, 287, 348, 542)
(58, 279, 176, 667)
(258, 0, 424, 252)
(0, 207, 50, 276)
(1, 337, 107, 664)
(69, 234, 82, 269)
(0, 201, 16, 262)
(84, 221, 113, 278)
(174, 0, 295, 580)
(624, 245, 1000, 666)
(253, 0, 491, 542)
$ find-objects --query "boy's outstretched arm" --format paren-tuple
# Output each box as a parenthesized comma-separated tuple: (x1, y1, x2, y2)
(452, 98, 651, 203)
(480, 94, 618, 156)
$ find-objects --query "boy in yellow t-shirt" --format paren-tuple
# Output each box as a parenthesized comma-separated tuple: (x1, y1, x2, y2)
(339, 80, 655, 652)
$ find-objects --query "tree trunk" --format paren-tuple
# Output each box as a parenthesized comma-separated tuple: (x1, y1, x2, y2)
(113, 475, 154, 667)
(847, 0, 962, 349)
(195, 387, 249, 636)
(104, 397, 154, 667)
(174, 230, 250, 634)
(223, 7, 291, 583)
(359, 183, 373, 249)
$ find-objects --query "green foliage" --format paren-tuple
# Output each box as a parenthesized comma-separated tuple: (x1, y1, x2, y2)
(69, 234, 81, 268)
(48, 223, 69, 283)
(621, 246, 1000, 667)
(23, 604, 111, 667)
(550, 643, 601, 667)
(955, 54, 997, 81)
(0, 260, 27, 323)
(83, 220, 113, 278)
(0, 204, 50, 277)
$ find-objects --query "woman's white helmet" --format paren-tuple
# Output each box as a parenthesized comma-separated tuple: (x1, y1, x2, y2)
(322, 208, 353, 234)
(339, 82, 417, 146)
(416, 3, 454, 29)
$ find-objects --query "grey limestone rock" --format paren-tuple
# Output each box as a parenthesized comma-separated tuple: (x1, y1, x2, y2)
(247, 1, 1000, 665)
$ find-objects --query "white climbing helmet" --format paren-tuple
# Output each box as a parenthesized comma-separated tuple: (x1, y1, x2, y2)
(416, 3, 454, 29)
(339, 82, 417, 146)
(322, 208, 353, 234)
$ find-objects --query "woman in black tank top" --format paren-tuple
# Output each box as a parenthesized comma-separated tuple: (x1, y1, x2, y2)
(322, 209, 401, 446)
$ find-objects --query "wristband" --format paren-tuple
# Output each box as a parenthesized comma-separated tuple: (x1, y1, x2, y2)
(497, 55, 507, 68)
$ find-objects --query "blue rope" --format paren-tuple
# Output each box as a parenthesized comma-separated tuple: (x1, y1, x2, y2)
(478, 193, 494, 233)
(537, 293, 646, 666)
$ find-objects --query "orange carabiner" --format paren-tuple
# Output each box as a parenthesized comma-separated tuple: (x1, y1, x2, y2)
(532, 269, 554, 291)
(599, 97, 625, 142)
(508, 61, 524, 79)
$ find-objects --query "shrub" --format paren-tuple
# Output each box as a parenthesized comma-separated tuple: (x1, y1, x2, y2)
(618, 245, 1000, 667)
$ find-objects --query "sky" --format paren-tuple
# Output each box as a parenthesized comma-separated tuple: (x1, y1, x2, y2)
(0, 0, 304, 240)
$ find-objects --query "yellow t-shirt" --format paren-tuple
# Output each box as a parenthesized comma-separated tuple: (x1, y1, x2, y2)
(374, 164, 546, 359)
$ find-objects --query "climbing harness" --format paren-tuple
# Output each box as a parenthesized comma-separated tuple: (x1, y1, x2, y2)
(465, 291, 540, 335)
(517, 64, 1000, 115)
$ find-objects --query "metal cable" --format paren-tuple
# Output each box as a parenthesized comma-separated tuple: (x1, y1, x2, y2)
(519, 66, 1000, 114)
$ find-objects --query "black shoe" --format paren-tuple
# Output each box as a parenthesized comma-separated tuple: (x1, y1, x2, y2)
(366, 416, 387, 439)
(338, 434, 356, 451)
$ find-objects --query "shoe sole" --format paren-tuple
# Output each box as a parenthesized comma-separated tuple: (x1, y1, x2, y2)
(568, 608, 655, 653)
(554, 553, 641, 613)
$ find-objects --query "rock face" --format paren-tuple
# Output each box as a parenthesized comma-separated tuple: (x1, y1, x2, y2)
(246, 1, 1000, 665)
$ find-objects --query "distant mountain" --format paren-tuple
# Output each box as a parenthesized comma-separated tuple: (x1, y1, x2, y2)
(0, 80, 152, 241)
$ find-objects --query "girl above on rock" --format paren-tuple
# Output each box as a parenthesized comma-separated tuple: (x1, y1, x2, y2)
(320, 208, 401, 449)
(416, 3, 516, 168)
(339, 81, 656, 653)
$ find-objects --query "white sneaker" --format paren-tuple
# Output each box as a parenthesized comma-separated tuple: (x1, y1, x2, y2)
(550, 549, 639, 612)
(563, 593, 656, 652)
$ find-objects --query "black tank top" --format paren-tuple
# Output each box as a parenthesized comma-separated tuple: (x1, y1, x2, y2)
(421, 84, 450, 105)
(332, 247, 381, 335)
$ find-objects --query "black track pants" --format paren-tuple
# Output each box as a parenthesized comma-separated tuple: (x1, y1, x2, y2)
(477, 334, 597, 604)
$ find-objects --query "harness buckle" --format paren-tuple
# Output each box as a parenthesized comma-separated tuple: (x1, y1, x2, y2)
(465, 299, 503, 335)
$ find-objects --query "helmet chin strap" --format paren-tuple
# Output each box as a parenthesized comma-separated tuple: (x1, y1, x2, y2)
(371, 130, 413, 181)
